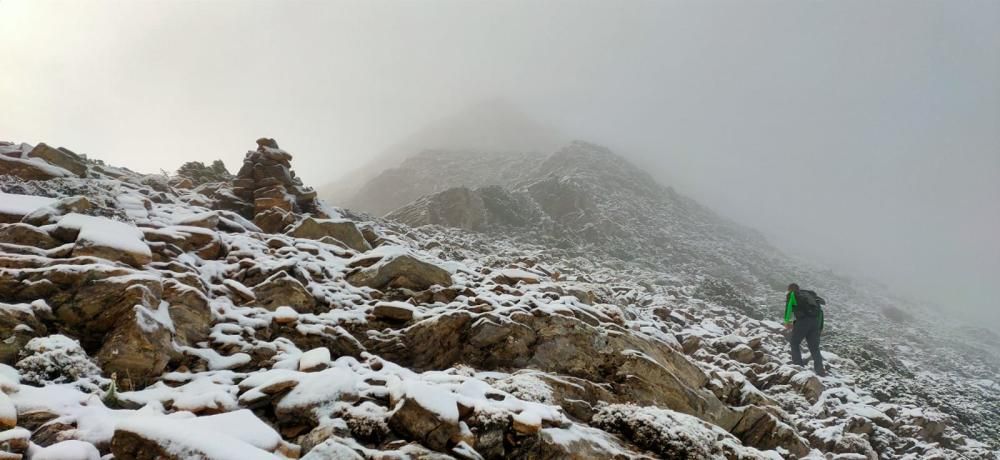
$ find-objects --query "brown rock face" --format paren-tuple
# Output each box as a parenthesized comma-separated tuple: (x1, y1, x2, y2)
(252, 272, 317, 313)
(0, 302, 47, 365)
(96, 311, 173, 389)
(73, 240, 152, 268)
(372, 302, 415, 322)
(253, 208, 295, 234)
(287, 217, 371, 252)
(27, 143, 87, 177)
(731, 406, 811, 457)
(388, 396, 459, 452)
(0, 262, 209, 389)
(110, 429, 189, 460)
(346, 254, 453, 290)
(0, 155, 68, 181)
(0, 224, 59, 249)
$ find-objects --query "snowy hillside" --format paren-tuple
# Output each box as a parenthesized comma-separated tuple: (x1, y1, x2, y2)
(0, 138, 996, 459)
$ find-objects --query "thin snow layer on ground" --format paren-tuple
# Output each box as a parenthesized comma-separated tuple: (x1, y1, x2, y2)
(56, 212, 151, 257)
(0, 192, 57, 215)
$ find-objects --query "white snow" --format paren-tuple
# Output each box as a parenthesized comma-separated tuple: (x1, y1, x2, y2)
(56, 213, 151, 258)
(273, 306, 299, 323)
(115, 415, 279, 460)
(30, 439, 101, 460)
(0, 192, 57, 215)
(298, 347, 331, 371)
(0, 392, 16, 425)
(498, 268, 542, 282)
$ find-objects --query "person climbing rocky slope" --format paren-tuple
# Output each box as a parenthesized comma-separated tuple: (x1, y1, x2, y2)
(0, 138, 995, 459)
(386, 141, 1000, 452)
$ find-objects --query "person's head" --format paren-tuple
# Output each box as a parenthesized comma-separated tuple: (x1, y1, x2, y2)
(787, 283, 800, 292)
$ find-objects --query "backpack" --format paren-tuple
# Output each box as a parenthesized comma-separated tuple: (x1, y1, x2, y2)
(796, 290, 824, 318)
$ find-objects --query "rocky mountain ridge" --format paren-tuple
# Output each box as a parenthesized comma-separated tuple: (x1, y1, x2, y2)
(0, 138, 995, 459)
(385, 141, 1000, 452)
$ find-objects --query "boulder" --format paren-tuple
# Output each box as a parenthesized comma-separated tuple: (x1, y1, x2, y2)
(57, 214, 152, 267)
(0, 302, 48, 364)
(492, 268, 542, 286)
(22, 196, 93, 227)
(0, 192, 57, 224)
(27, 143, 87, 177)
(252, 273, 316, 313)
(593, 404, 774, 460)
(162, 280, 212, 346)
(112, 411, 286, 459)
(273, 306, 299, 324)
(347, 254, 452, 290)
(96, 311, 173, 389)
(143, 226, 222, 260)
(0, 224, 59, 249)
(372, 302, 416, 322)
(512, 412, 541, 435)
(0, 156, 70, 181)
(73, 241, 152, 268)
(253, 208, 295, 234)
(731, 406, 810, 457)
(0, 393, 15, 430)
(0, 426, 29, 456)
(288, 218, 371, 252)
(299, 347, 332, 372)
(792, 372, 825, 403)
(728, 344, 755, 363)
(388, 394, 459, 452)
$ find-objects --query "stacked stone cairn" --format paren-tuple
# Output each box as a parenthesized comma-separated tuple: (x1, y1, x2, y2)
(232, 138, 326, 232)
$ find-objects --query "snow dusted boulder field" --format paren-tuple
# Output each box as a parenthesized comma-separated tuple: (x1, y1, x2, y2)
(0, 138, 996, 459)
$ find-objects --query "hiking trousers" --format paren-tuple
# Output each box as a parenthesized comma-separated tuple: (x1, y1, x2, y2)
(790, 315, 824, 374)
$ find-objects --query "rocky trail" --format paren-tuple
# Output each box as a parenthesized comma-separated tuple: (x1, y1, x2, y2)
(0, 138, 995, 459)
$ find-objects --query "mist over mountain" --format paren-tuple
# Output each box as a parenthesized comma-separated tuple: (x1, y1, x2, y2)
(1, 0, 997, 458)
(319, 101, 564, 210)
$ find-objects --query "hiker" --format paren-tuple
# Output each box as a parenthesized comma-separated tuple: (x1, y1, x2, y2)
(783, 283, 827, 376)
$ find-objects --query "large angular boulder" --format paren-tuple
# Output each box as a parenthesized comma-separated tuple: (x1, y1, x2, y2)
(0, 156, 72, 181)
(0, 302, 48, 364)
(96, 307, 173, 389)
(0, 192, 57, 224)
(252, 272, 316, 313)
(287, 217, 371, 252)
(56, 214, 152, 267)
(592, 404, 774, 460)
(27, 143, 87, 177)
(142, 225, 222, 260)
(0, 223, 59, 249)
(346, 253, 452, 290)
(731, 406, 810, 457)
(388, 382, 460, 452)
(111, 411, 285, 460)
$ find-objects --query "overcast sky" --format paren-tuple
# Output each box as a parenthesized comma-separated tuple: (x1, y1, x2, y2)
(2, 0, 998, 326)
